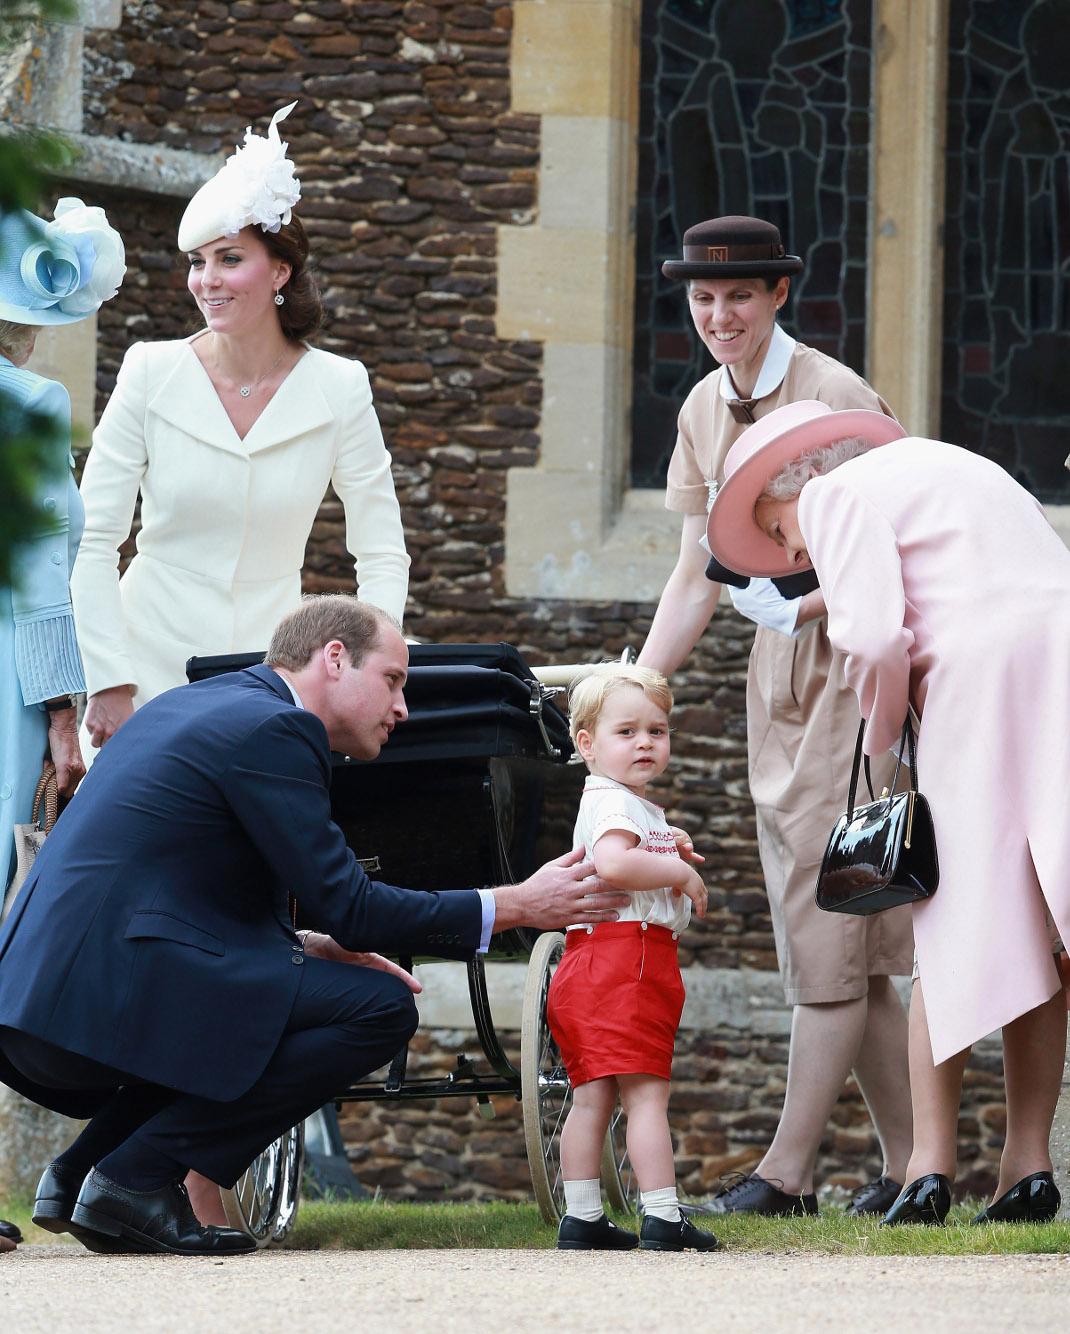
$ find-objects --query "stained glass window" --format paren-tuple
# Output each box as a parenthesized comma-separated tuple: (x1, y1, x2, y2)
(631, 0, 874, 488)
(942, 0, 1070, 502)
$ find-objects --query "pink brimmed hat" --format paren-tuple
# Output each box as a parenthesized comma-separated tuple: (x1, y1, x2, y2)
(706, 400, 907, 577)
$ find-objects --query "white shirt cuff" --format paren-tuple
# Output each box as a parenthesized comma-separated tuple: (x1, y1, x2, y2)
(477, 888, 496, 953)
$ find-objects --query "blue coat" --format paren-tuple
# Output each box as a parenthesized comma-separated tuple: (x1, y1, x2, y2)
(0, 665, 481, 1111)
(0, 356, 86, 890)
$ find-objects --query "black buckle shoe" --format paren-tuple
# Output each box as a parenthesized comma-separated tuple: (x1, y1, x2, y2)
(556, 1213, 638, 1250)
(639, 1214, 721, 1252)
(71, 1168, 256, 1256)
(971, 1172, 1060, 1225)
(687, 1173, 818, 1217)
(32, 1161, 133, 1254)
(846, 1175, 904, 1217)
(882, 1173, 951, 1226)
(0, 1218, 22, 1245)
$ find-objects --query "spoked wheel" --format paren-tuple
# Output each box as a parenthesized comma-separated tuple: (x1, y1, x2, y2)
(600, 1100, 638, 1215)
(220, 1120, 305, 1248)
(521, 930, 571, 1223)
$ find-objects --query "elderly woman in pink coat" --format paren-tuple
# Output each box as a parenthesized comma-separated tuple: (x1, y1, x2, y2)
(707, 398, 1070, 1227)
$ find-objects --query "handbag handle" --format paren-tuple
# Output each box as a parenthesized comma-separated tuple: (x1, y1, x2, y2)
(847, 718, 917, 816)
(32, 761, 58, 834)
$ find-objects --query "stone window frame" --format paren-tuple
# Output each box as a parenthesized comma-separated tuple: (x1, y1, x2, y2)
(501, 0, 1068, 604)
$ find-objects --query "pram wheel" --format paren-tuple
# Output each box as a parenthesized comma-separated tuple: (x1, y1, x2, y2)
(220, 1119, 305, 1247)
(521, 931, 570, 1223)
(600, 1100, 638, 1214)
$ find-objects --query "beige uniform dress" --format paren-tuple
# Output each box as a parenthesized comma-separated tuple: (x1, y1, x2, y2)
(665, 328, 913, 1003)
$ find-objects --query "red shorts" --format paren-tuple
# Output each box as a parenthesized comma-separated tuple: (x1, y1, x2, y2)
(546, 922, 685, 1087)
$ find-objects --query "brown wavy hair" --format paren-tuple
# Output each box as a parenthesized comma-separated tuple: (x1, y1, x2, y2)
(261, 215, 323, 343)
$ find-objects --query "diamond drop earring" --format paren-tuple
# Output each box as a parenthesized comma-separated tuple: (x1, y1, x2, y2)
(274, 291, 285, 306)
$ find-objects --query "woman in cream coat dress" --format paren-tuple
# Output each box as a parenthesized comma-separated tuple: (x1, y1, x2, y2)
(71, 332, 408, 720)
(709, 398, 1070, 1227)
(71, 104, 408, 754)
(69, 106, 408, 1230)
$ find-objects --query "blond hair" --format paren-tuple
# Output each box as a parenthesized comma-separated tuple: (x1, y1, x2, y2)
(0, 320, 38, 362)
(266, 594, 399, 671)
(568, 663, 673, 742)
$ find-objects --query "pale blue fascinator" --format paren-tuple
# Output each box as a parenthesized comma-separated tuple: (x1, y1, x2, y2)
(0, 197, 126, 326)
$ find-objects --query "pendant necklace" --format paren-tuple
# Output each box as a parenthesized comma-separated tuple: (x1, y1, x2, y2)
(238, 346, 288, 398)
(213, 340, 289, 398)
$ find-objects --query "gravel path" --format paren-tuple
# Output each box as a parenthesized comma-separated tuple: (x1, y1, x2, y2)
(3, 1246, 1070, 1332)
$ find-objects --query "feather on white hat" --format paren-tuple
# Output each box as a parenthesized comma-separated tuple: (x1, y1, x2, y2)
(178, 103, 302, 252)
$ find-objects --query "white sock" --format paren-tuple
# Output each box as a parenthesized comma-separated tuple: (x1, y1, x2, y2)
(563, 1178, 604, 1222)
(640, 1186, 681, 1223)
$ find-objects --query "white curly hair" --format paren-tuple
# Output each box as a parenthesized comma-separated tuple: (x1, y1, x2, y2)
(759, 436, 874, 503)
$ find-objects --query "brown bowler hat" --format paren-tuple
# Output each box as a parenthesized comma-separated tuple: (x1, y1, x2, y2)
(662, 215, 803, 281)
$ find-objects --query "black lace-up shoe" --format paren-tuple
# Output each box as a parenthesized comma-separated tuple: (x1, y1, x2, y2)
(31, 1161, 132, 1254)
(556, 1213, 638, 1250)
(881, 1174, 951, 1226)
(971, 1172, 1060, 1225)
(639, 1214, 721, 1252)
(846, 1175, 904, 1217)
(71, 1169, 256, 1255)
(687, 1173, 818, 1217)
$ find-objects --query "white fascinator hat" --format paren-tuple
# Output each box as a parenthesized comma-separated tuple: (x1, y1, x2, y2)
(178, 102, 302, 252)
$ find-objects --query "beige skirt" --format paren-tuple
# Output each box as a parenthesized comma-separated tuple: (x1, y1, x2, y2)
(747, 621, 915, 1004)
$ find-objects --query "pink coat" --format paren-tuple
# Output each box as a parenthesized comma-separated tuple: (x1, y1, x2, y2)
(799, 439, 1070, 1063)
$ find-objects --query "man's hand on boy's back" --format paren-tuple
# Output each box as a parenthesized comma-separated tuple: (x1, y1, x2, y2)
(489, 846, 629, 933)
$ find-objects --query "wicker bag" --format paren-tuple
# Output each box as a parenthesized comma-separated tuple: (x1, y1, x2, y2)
(3, 761, 58, 920)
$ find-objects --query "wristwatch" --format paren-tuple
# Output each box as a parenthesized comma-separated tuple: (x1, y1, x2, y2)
(43, 694, 79, 713)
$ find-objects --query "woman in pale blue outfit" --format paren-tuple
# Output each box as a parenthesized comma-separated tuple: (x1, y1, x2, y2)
(0, 200, 125, 891)
(0, 199, 124, 1253)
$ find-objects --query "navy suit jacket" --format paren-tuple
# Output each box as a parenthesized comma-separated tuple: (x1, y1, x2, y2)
(0, 665, 481, 1109)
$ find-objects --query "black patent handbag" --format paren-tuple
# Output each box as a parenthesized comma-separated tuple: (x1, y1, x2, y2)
(815, 718, 939, 916)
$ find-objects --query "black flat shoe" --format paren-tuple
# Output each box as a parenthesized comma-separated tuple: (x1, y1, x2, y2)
(71, 1169, 256, 1256)
(556, 1213, 638, 1251)
(639, 1214, 721, 1252)
(846, 1174, 903, 1217)
(971, 1172, 1060, 1225)
(32, 1161, 134, 1254)
(881, 1173, 951, 1226)
(687, 1173, 818, 1218)
(0, 1218, 22, 1244)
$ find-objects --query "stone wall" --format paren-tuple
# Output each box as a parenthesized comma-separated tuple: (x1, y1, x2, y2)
(60, 0, 1009, 1200)
(340, 1024, 1007, 1204)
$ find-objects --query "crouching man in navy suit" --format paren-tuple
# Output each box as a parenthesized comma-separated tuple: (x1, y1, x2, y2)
(0, 596, 627, 1256)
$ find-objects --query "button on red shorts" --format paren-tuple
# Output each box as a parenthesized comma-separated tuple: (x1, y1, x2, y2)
(546, 921, 685, 1087)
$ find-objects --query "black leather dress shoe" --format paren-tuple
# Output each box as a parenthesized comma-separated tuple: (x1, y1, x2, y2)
(71, 1168, 256, 1255)
(639, 1214, 721, 1252)
(689, 1173, 818, 1217)
(971, 1172, 1060, 1225)
(0, 1218, 22, 1244)
(881, 1173, 951, 1226)
(556, 1213, 638, 1250)
(32, 1162, 134, 1254)
(846, 1175, 904, 1217)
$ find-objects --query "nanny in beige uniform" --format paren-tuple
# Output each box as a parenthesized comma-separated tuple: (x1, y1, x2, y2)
(69, 105, 409, 1229)
(638, 216, 913, 1217)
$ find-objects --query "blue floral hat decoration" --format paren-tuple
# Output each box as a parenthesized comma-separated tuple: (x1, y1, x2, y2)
(0, 197, 126, 326)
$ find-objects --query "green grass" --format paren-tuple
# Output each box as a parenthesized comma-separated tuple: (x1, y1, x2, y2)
(285, 1200, 1070, 1256)
(7, 1196, 1070, 1255)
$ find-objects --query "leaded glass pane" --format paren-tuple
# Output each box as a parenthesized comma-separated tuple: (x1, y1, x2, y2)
(632, 0, 874, 488)
(942, 0, 1070, 501)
